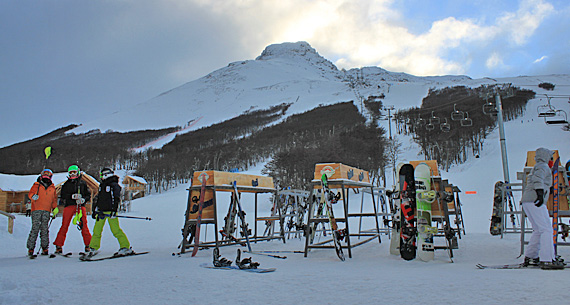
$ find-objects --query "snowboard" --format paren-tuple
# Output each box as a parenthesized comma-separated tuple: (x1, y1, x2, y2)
(399, 164, 416, 261)
(490, 181, 504, 235)
(200, 263, 276, 273)
(389, 163, 404, 255)
(388, 188, 401, 255)
(415, 162, 435, 261)
(192, 173, 208, 257)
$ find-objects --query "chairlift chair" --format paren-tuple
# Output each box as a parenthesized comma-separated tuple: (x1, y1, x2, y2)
(440, 118, 451, 132)
(482, 99, 498, 116)
(545, 110, 568, 125)
(416, 114, 425, 127)
(460, 112, 473, 127)
(426, 122, 435, 131)
(429, 111, 440, 125)
(451, 104, 464, 121)
(537, 96, 557, 117)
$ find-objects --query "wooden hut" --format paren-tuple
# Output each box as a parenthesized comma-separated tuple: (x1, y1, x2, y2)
(122, 175, 147, 199)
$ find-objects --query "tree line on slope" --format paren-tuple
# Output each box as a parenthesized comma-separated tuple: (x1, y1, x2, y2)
(394, 85, 535, 170)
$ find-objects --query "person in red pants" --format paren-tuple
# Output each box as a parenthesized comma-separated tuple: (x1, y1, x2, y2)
(53, 165, 92, 254)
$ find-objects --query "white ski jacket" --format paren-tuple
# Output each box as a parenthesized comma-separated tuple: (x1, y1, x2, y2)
(520, 147, 553, 203)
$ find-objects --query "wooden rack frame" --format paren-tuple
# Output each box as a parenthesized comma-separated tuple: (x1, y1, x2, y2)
(179, 171, 284, 254)
(304, 178, 382, 259)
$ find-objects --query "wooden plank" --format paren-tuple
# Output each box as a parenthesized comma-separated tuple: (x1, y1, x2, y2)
(187, 188, 215, 220)
(522, 150, 569, 212)
(191, 170, 274, 192)
(313, 163, 370, 183)
(525, 150, 559, 167)
(409, 160, 440, 177)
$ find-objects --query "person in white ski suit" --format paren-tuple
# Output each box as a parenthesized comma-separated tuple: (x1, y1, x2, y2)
(520, 147, 562, 269)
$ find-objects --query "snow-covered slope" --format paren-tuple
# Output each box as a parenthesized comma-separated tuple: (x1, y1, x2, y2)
(2, 86, 570, 303)
(70, 41, 569, 150)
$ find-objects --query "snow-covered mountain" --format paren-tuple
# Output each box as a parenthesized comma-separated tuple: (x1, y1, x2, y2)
(71, 41, 568, 147)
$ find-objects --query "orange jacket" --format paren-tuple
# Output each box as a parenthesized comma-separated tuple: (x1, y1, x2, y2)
(28, 181, 57, 212)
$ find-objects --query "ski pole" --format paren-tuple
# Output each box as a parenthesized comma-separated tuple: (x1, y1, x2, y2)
(116, 215, 152, 221)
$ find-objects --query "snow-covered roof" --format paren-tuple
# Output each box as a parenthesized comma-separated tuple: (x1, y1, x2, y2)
(125, 175, 148, 185)
(0, 173, 69, 192)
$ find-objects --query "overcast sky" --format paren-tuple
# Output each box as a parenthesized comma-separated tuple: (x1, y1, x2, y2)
(1, 0, 569, 148)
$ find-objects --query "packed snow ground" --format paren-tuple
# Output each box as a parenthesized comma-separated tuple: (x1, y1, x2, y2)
(2, 93, 570, 304)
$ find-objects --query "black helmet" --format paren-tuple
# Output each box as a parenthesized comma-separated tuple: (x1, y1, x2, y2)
(100, 167, 114, 180)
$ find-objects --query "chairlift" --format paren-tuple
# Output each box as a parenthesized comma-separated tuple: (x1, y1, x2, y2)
(461, 112, 473, 127)
(482, 98, 498, 116)
(429, 111, 440, 125)
(451, 104, 464, 121)
(440, 118, 451, 132)
(537, 96, 557, 117)
(545, 110, 568, 125)
(416, 114, 425, 127)
(426, 122, 435, 131)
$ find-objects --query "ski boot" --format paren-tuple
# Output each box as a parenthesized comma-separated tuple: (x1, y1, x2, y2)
(540, 260, 565, 270)
(523, 256, 540, 267)
(235, 249, 259, 269)
(213, 248, 232, 267)
(85, 247, 99, 258)
(55, 246, 63, 255)
(115, 247, 134, 257)
(28, 249, 35, 258)
(41, 248, 49, 256)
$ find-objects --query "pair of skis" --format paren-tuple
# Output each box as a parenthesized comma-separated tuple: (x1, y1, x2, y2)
(476, 263, 568, 270)
(80, 251, 149, 261)
(320, 174, 346, 261)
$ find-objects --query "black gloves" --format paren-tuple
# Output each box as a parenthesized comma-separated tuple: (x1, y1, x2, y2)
(535, 189, 545, 207)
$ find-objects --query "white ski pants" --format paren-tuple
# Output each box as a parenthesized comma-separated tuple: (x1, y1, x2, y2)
(522, 202, 555, 262)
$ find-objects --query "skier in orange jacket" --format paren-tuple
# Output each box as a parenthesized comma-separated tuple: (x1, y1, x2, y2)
(26, 169, 58, 257)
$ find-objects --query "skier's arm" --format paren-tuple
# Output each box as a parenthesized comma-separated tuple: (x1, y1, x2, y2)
(111, 183, 122, 213)
(28, 183, 39, 200)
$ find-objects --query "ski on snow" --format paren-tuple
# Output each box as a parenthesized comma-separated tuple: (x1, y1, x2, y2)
(476, 263, 569, 269)
(79, 251, 149, 261)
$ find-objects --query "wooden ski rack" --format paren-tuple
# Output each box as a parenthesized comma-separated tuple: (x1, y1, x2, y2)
(304, 163, 383, 259)
(179, 171, 284, 254)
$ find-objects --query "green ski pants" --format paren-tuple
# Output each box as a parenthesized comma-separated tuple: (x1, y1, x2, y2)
(89, 212, 130, 250)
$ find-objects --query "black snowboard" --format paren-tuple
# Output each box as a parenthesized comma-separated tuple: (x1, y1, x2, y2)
(399, 164, 416, 260)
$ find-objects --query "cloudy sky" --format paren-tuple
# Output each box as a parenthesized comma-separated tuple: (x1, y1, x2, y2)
(1, 0, 569, 147)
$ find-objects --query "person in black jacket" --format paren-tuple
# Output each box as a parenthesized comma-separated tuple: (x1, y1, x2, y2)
(53, 165, 92, 254)
(86, 168, 132, 257)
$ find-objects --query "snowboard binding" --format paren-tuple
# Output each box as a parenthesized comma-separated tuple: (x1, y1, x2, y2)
(326, 191, 341, 204)
(236, 249, 259, 269)
(213, 247, 232, 267)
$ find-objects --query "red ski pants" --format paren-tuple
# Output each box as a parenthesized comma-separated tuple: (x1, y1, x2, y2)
(54, 205, 91, 247)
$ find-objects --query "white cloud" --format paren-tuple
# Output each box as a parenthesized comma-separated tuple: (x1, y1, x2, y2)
(533, 55, 548, 63)
(486, 52, 506, 70)
(185, 0, 556, 77)
(497, 0, 554, 45)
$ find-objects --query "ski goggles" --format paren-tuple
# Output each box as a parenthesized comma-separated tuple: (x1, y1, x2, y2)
(68, 170, 79, 176)
(41, 169, 53, 177)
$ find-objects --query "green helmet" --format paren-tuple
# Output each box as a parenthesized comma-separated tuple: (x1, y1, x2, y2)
(68, 165, 80, 176)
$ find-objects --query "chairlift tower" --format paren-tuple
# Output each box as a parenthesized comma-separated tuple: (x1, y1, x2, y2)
(480, 84, 514, 183)
(495, 89, 511, 183)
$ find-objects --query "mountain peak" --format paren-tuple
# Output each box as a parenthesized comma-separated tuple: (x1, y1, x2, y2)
(256, 41, 338, 71)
